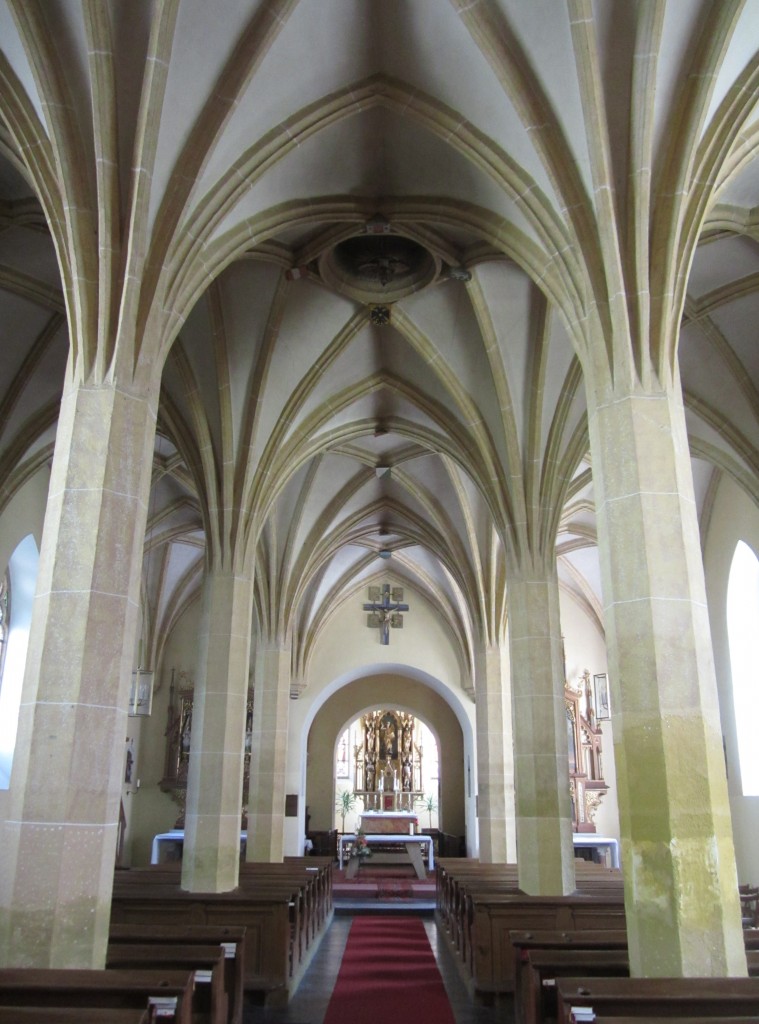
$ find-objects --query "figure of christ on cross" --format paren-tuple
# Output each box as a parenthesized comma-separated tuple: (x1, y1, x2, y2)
(363, 583, 409, 645)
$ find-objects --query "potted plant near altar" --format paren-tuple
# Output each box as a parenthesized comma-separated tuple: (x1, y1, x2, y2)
(336, 788, 357, 834)
(417, 793, 436, 829)
(346, 828, 371, 878)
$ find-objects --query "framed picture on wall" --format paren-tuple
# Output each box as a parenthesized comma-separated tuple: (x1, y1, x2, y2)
(594, 673, 611, 720)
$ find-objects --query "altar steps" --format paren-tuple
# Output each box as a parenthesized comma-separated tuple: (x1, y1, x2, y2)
(333, 864, 436, 914)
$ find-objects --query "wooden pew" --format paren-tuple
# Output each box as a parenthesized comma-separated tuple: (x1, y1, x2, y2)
(591, 1019, 759, 1024)
(0, 1010, 149, 1023)
(435, 859, 623, 986)
(109, 923, 246, 1024)
(110, 875, 333, 1006)
(438, 889, 626, 1001)
(513, 931, 759, 1023)
(0, 968, 194, 1024)
(435, 859, 624, 978)
(511, 931, 629, 1024)
(106, 944, 226, 1024)
(237, 861, 331, 957)
(521, 948, 630, 1024)
(515, 937, 759, 1024)
(555, 977, 759, 1023)
(112, 857, 333, 970)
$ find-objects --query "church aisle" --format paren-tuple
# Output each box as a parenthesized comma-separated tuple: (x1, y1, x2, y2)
(243, 913, 510, 1024)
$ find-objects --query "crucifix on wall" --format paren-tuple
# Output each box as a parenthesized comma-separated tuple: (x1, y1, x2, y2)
(363, 583, 409, 645)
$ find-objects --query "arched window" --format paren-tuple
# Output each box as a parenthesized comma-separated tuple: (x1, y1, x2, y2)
(727, 540, 759, 796)
(0, 535, 39, 789)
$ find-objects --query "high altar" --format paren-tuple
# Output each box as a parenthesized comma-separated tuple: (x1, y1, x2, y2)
(352, 709, 424, 812)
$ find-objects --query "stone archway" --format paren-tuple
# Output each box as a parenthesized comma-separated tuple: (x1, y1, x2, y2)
(305, 673, 465, 841)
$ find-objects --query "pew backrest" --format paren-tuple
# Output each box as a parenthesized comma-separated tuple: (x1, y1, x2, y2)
(108, 922, 246, 1024)
(555, 976, 759, 1024)
(0, 968, 194, 1024)
(0, 1009, 149, 1023)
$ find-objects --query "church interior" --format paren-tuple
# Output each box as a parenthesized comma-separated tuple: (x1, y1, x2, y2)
(1, 0, 759, 1018)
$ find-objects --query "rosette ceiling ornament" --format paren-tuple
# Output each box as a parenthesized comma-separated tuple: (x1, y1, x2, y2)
(319, 231, 440, 305)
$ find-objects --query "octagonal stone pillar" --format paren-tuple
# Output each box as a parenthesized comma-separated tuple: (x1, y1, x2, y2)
(182, 569, 253, 892)
(0, 380, 156, 967)
(588, 377, 745, 977)
(474, 642, 516, 861)
(246, 642, 291, 862)
(508, 568, 575, 895)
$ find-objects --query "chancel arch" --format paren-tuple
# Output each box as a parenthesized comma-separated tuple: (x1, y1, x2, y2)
(304, 672, 468, 850)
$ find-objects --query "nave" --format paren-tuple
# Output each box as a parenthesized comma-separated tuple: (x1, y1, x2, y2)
(245, 912, 505, 1024)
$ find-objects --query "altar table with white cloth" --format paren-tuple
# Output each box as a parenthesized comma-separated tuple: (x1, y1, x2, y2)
(151, 830, 247, 864)
(338, 833, 434, 877)
(572, 833, 620, 869)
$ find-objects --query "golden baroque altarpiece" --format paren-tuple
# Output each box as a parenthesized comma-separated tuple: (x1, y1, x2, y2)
(352, 709, 424, 811)
(566, 670, 608, 832)
(160, 670, 254, 827)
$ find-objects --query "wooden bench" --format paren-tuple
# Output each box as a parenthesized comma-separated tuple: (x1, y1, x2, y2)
(555, 976, 759, 1023)
(435, 859, 624, 975)
(109, 923, 246, 1024)
(0, 968, 194, 1024)
(435, 865, 628, 1002)
(113, 857, 333, 971)
(591, 1019, 759, 1024)
(110, 876, 333, 1006)
(442, 890, 626, 1000)
(0, 1010, 149, 1023)
(106, 944, 226, 1024)
(511, 931, 629, 1024)
(521, 948, 630, 1024)
(515, 937, 759, 1024)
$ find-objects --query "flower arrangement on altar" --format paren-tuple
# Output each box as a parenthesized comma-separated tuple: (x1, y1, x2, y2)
(350, 829, 372, 860)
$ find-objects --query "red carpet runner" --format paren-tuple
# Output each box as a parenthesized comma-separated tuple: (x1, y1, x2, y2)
(323, 916, 456, 1024)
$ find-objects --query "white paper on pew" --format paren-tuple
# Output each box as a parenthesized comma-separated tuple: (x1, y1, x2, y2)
(194, 969, 213, 983)
(569, 1008, 595, 1022)
(221, 942, 236, 959)
(148, 995, 178, 1017)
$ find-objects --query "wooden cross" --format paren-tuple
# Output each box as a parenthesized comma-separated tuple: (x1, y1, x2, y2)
(363, 584, 409, 645)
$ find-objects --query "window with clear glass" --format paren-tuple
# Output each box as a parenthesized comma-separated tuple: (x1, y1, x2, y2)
(0, 535, 39, 789)
(727, 540, 759, 796)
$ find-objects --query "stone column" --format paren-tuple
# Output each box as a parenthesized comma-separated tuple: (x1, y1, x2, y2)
(246, 642, 291, 862)
(508, 567, 575, 895)
(588, 376, 745, 977)
(474, 642, 516, 861)
(0, 380, 155, 967)
(182, 569, 253, 892)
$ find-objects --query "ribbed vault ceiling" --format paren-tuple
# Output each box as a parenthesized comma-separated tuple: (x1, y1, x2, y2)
(0, 0, 757, 694)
